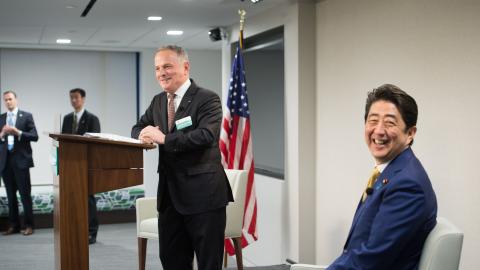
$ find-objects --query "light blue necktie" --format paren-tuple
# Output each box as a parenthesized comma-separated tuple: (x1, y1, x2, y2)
(7, 112, 15, 151)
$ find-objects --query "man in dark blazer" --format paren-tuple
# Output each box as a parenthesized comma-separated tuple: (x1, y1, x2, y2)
(328, 84, 437, 270)
(61, 88, 101, 244)
(0, 91, 38, 236)
(132, 45, 233, 270)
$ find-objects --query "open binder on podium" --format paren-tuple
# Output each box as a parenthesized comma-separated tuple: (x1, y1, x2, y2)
(84, 132, 144, 144)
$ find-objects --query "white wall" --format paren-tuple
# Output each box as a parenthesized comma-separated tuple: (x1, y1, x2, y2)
(225, 0, 480, 268)
(315, 0, 480, 269)
(138, 48, 159, 198)
(241, 174, 285, 266)
(0, 49, 136, 185)
(226, 0, 318, 264)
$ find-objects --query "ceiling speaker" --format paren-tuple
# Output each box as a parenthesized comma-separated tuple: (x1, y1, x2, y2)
(208, 28, 223, 42)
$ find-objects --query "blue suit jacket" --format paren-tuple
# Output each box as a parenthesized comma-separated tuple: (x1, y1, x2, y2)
(328, 147, 437, 270)
(0, 110, 39, 173)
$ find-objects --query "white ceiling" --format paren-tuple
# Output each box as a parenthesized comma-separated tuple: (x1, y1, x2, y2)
(0, 0, 288, 50)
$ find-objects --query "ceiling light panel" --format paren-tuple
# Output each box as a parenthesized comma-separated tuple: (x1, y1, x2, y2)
(40, 27, 97, 46)
(147, 16, 162, 21)
(56, 39, 71, 44)
(167, 30, 183, 36)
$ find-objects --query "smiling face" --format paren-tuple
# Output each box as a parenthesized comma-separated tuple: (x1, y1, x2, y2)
(154, 49, 190, 94)
(365, 100, 417, 164)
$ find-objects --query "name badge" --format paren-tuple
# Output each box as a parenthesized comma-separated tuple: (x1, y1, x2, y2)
(175, 116, 193, 130)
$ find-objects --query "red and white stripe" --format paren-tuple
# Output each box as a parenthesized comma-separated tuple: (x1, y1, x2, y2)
(220, 108, 258, 255)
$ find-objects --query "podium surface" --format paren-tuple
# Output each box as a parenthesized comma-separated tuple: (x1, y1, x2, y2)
(49, 133, 155, 270)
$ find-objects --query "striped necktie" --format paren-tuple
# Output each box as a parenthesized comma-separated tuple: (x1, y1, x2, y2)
(167, 93, 176, 131)
(362, 167, 380, 202)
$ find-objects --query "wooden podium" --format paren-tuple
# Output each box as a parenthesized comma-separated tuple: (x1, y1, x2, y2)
(49, 133, 155, 270)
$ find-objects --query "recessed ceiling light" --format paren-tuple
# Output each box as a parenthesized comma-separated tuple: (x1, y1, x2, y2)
(56, 39, 71, 44)
(167, 30, 183, 36)
(147, 16, 162, 21)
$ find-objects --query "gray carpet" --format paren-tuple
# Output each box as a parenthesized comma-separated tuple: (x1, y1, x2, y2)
(226, 266, 290, 270)
(0, 223, 160, 270)
(0, 222, 289, 270)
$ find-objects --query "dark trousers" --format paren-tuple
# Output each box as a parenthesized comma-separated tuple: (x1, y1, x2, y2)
(88, 195, 99, 237)
(2, 158, 34, 229)
(158, 196, 226, 270)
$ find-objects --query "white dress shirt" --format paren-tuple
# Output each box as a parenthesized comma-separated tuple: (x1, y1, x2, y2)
(171, 79, 191, 112)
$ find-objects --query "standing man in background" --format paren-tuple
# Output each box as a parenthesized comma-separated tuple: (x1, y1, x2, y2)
(0, 91, 38, 236)
(131, 45, 233, 270)
(61, 88, 101, 244)
(327, 84, 437, 269)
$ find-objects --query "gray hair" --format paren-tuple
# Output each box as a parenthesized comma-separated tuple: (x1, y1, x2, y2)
(156, 45, 189, 63)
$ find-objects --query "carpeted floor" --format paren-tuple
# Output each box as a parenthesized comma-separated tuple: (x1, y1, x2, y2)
(0, 222, 289, 270)
(227, 266, 290, 270)
(0, 223, 160, 270)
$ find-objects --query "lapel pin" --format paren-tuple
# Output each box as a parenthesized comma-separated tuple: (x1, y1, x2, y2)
(382, 178, 389, 185)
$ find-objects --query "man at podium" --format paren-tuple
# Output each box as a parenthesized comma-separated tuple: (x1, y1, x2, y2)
(61, 88, 101, 245)
(132, 45, 233, 270)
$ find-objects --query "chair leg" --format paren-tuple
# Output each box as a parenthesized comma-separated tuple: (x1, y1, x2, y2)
(138, 237, 148, 270)
(233, 237, 243, 270)
(224, 249, 228, 268)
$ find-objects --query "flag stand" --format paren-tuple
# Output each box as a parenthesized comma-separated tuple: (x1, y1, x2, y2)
(223, 8, 258, 269)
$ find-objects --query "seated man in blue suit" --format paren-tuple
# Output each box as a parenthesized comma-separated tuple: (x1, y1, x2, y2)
(328, 84, 437, 270)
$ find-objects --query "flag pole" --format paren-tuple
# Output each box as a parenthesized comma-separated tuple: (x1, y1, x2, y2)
(238, 9, 246, 49)
(224, 9, 257, 266)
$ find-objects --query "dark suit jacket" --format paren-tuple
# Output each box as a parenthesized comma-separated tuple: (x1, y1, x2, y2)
(62, 110, 100, 135)
(0, 110, 39, 173)
(131, 80, 234, 215)
(328, 147, 437, 270)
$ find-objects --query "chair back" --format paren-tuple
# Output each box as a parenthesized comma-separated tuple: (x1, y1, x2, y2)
(418, 217, 464, 270)
(135, 197, 158, 239)
(224, 169, 248, 238)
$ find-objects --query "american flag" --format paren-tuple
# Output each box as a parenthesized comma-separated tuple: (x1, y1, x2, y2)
(220, 44, 258, 255)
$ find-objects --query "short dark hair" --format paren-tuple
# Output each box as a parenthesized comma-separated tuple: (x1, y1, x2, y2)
(3, 90, 17, 97)
(70, 88, 86, 97)
(365, 83, 418, 132)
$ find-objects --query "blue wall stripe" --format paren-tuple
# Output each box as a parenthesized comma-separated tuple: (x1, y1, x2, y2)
(135, 52, 140, 121)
